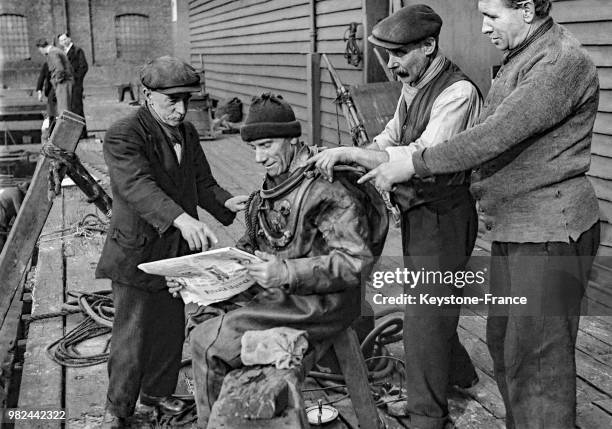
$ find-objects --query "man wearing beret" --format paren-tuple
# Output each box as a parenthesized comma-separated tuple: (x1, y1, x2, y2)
(357, 0, 601, 428)
(179, 93, 388, 428)
(96, 56, 248, 428)
(309, 4, 482, 428)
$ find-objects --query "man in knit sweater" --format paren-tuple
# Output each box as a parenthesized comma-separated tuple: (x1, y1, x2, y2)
(309, 5, 482, 428)
(358, 1, 601, 427)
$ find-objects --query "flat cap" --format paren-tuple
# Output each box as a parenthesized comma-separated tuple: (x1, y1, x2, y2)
(140, 56, 200, 94)
(368, 4, 442, 49)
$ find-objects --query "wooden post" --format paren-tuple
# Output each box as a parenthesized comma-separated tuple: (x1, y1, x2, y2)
(333, 327, 382, 428)
(374, 47, 395, 82)
(306, 53, 321, 146)
(0, 111, 84, 331)
(363, 0, 389, 83)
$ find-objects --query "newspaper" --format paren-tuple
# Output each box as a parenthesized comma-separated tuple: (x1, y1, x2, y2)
(138, 247, 262, 306)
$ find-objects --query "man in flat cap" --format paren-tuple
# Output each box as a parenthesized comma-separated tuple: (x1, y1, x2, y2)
(176, 93, 388, 428)
(308, 4, 482, 428)
(36, 38, 73, 116)
(96, 56, 248, 428)
(356, 1, 601, 428)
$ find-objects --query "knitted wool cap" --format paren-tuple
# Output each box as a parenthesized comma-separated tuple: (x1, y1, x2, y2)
(240, 93, 301, 142)
(368, 4, 442, 49)
(140, 56, 200, 94)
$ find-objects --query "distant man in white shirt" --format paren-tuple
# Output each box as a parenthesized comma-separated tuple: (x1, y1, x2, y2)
(308, 5, 482, 429)
(59, 32, 89, 138)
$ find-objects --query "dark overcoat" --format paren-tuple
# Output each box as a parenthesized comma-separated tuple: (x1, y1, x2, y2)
(66, 44, 88, 119)
(95, 106, 235, 291)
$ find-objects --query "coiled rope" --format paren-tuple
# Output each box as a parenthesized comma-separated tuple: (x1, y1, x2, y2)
(38, 213, 108, 244)
(45, 290, 114, 367)
(41, 139, 78, 201)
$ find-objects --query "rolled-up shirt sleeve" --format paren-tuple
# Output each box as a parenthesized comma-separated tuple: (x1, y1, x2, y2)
(372, 95, 404, 151)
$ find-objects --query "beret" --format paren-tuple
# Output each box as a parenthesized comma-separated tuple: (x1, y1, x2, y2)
(140, 56, 201, 94)
(368, 4, 442, 49)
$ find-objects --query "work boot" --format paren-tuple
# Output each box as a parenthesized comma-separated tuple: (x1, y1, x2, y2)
(158, 396, 195, 415)
(100, 409, 129, 429)
(132, 403, 156, 429)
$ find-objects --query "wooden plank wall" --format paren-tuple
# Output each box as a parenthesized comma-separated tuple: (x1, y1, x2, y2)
(187, 0, 368, 147)
(316, 0, 366, 147)
(552, 1, 612, 263)
(188, 0, 612, 263)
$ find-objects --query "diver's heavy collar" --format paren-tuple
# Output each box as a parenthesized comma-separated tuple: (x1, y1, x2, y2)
(260, 143, 319, 200)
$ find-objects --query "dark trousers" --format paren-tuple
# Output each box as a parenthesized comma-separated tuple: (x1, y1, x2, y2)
(401, 196, 478, 429)
(54, 80, 72, 116)
(188, 287, 362, 428)
(487, 222, 600, 429)
(106, 282, 185, 417)
(71, 79, 87, 137)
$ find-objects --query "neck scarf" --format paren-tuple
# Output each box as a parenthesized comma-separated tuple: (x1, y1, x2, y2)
(147, 102, 185, 163)
(401, 53, 447, 107)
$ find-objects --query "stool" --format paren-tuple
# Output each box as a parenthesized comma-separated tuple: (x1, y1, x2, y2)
(208, 327, 381, 428)
(326, 327, 380, 428)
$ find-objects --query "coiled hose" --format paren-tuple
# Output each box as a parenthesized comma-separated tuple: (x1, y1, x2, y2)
(308, 308, 404, 384)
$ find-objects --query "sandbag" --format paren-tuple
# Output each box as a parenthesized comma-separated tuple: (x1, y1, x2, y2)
(216, 97, 243, 123)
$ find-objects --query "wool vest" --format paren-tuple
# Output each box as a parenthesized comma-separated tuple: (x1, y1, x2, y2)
(393, 59, 477, 211)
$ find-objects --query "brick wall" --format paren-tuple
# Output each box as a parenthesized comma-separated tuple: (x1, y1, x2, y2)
(0, 0, 66, 88)
(0, 0, 189, 89)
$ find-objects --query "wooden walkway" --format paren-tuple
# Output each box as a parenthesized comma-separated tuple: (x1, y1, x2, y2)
(14, 135, 612, 428)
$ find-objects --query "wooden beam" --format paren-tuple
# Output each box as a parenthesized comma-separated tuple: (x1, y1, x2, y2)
(306, 53, 321, 145)
(0, 111, 84, 332)
(63, 186, 110, 424)
(16, 199, 64, 429)
(362, 0, 389, 83)
(333, 327, 382, 428)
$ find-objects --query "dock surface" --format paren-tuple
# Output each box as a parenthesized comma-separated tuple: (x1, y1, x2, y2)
(14, 135, 612, 428)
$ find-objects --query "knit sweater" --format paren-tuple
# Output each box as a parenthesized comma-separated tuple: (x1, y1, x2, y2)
(412, 20, 600, 243)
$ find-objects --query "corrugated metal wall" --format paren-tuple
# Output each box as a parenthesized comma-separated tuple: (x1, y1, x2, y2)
(188, 0, 368, 147)
(551, 1, 612, 261)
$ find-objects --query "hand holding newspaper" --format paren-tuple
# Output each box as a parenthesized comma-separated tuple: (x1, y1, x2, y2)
(138, 247, 263, 306)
